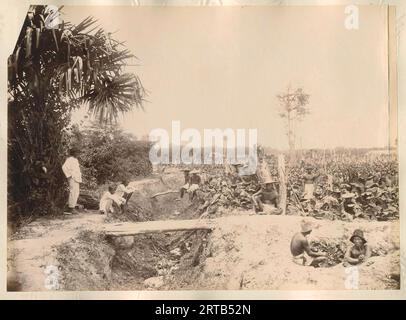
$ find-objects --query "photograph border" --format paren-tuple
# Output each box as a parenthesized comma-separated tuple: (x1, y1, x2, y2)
(0, 0, 404, 300)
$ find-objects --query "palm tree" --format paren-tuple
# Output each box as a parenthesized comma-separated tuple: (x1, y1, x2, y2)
(8, 5, 146, 221)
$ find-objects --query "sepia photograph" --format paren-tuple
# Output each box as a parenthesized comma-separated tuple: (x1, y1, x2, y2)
(3, 1, 403, 296)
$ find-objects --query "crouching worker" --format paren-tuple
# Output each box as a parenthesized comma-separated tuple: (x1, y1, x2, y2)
(115, 179, 135, 213)
(290, 220, 327, 267)
(343, 229, 371, 267)
(99, 186, 126, 215)
(252, 179, 280, 214)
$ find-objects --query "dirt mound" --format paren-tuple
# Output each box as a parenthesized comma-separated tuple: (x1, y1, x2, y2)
(7, 212, 106, 291)
(56, 230, 115, 290)
(101, 173, 201, 222)
(162, 215, 400, 290)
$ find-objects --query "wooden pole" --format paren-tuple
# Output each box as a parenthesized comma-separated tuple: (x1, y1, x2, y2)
(150, 190, 179, 199)
(278, 154, 287, 215)
(103, 219, 215, 237)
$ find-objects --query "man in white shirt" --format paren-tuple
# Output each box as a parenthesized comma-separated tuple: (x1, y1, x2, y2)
(62, 148, 82, 214)
(99, 185, 126, 215)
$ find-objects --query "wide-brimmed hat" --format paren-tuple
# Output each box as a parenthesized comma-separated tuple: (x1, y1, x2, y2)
(181, 168, 191, 172)
(231, 163, 244, 167)
(262, 178, 277, 185)
(300, 220, 313, 233)
(190, 169, 200, 174)
(350, 229, 367, 244)
(342, 192, 356, 199)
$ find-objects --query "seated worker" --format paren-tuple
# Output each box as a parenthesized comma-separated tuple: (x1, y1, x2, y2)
(341, 192, 361, 220)
(252, 179, 280, 214)
(99, 186, 126, 215)
(114, 179, 135, 213)
(343, 229, 371, 266)
(188, 169, 202, 200)
(290, 220, 327, 267)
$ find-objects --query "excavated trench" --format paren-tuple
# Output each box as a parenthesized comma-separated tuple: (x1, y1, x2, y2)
(55, 228, 213, 291)
(54, 224, 400, 291)
(108, 230, 212, 290)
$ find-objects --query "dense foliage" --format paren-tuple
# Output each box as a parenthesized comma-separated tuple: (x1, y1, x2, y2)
(70, 124, 152, 189)
(8, 5, 146, 220)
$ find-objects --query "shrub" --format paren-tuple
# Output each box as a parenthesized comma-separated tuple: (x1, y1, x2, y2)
(70, 123, 152, 189)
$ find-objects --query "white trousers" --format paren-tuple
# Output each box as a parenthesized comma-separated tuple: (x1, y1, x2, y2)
(303, 183, 315, 200)
(100, 198, 113, 213)
(68, 177, 80, 208)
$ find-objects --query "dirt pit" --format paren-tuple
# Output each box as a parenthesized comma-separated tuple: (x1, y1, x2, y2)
(53, 215, 400, 291)
(55, 228, 212, 291)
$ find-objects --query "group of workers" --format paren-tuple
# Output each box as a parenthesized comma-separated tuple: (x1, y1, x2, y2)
(176, 163, 281, 214)
(62, 148, 379, 269)
(291, 220, 371, 268)
(62, 147, 135, 215)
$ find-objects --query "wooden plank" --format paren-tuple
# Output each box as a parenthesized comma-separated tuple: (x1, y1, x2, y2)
(278, 154, 287, 215)
(102, 219, 216, 237)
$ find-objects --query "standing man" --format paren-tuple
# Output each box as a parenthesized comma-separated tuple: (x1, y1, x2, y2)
(302, 165, 319, 200)
(62, 148, 82, 214)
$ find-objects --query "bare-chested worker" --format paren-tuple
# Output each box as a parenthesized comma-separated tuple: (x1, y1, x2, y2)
(252, 179, 280, 214)
(343, 229, 371, 267)
(290, 220, 327, 267)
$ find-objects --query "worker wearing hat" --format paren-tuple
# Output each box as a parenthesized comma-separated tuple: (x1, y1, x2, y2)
(343, 229, 371, 266)
(251, 178, 280, 214)
(341, 191, 358, 219)
(290, 220, 327, 267)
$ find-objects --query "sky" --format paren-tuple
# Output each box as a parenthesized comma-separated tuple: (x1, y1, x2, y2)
(65, 5, 390, 149)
